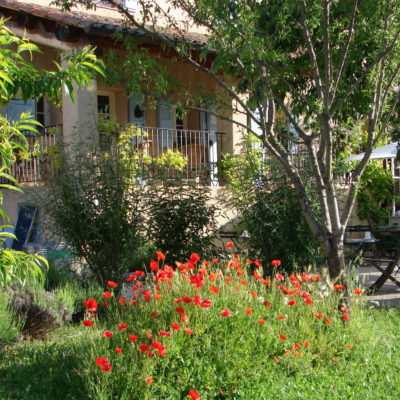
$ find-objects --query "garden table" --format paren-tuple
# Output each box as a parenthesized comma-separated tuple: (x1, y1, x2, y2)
(345, 225, 400, 291)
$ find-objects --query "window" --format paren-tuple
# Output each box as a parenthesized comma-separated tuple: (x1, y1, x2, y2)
(7, 98, 43, 135)
(122, 0, 138, 11)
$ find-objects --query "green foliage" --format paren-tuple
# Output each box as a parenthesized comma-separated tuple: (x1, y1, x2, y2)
(0, 288, 24, 344)
(243, 185, 322, 271)
(40, 146, 150, 282)
(221, 143, 321, 271)
(357, 161, 395, 226)
(0, 19, 103, 286)
(148, 181, 217, 264)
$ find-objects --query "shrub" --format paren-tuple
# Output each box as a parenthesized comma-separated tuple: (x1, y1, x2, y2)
(147, 181, 218, 264)
(221, 145, 322, 272)
(357, 161, 395, 226)
(40, 145, 150, 282)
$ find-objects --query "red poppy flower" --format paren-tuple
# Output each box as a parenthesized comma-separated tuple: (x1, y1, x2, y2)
(158, 331, 172, 337)
(188, 389, 200, 400)
(262, 279, 271, 286)
(184, 328, 193, 335)
(342, 313, 349, 321)
(200, 299, 212, 308)
(326, 317, 332, 326)
(263, 301, 272, 307)
(316, 313, 324, 320)
(354, 288, 363, 295)
(101, 364, 112, 372)
(181, 314, 189, 323)
(287, 299, 297, 306)
(279, 333, 287, 340)
(334, 284, 345, 290)
(115, 347, 123, 354)
(302, 341, 310, 347)
(183, 297, 192, 303)
(84, 299, 98, 312)
(277, 315, 285, 320)
(175, 307, 185, 314)
(126, 274, 137, 282)
(171, 323, 180, 330)
(107, 281, 118, 288)
(139, 344, 149, 353)
(146, 332, 152, 338)
(145, 377, 154, 384)
(315, 274, 322, 281)
(212, 258, 219, 264)
(96, 357, 109, 367)
(292, 342, 300, 350)
(156, 251, 166, 261)
(189, 253, 200, 264)
(254, 258, 262, 267)
(239, 279, 248, 286)
(151, 340, 165, 351)
(118, 297, 126, 305)
(249, 290, 257, 298)
(245, 308, 253, 315)
(301, 291, 311, 298)
(221, 309, 232, 317)
(103, 291, 113, 299)
(341, 307, 350, 312)
(150, 259, 159, 271)
(101, 302, 109, 307)
(83, 320, 93, 327)
(347, 343, 354, 349)
(258, 319, 266, 324)
(129, 334, 138, 342)
(304, 297, 313, 305)
(271, 260, 282, 266)
(274, 274, 284, 281)
(118, 323, 128, 331)
(150, 311, 160, 318)
(209, 286, 219, 294)
(102, 331, 113, 338)
(226, 241, 234, 249)
(226, 276, 234, 282)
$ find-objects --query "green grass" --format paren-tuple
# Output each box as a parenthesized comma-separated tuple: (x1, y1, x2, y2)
(0, 308, 399, 399)
(1, 257, 400, 399)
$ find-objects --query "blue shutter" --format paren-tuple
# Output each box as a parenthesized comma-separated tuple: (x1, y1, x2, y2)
(157, 99, 174, 147)
(7, 99, 36, 135)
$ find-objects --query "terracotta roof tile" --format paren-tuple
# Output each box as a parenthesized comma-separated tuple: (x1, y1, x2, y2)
(0, 0, 209, 45)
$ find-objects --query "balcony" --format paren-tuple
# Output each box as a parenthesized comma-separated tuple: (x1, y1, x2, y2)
(0, 125, 61, 185)
(125, 127, 225, 185)
(2, 126, 225, 186)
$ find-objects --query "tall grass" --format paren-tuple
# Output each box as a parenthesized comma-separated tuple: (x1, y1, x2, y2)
(0, 288, 24, 345)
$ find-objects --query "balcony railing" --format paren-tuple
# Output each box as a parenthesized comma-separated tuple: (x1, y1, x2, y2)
(1, 126, 225, 186)
(0, 125, 61, 184)
(126, 127, 225, 185)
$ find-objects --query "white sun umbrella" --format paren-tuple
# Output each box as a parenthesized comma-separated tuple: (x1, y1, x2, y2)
(343, 142, 399, 161)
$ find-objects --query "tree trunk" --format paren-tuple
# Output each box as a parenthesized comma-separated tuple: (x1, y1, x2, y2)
(319, 234, 346, 282)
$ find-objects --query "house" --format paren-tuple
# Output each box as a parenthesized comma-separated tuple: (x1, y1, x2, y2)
(0, 0, 245, 248)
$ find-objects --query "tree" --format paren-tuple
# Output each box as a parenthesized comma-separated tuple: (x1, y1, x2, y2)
(53, 0, 400, 282)
(0, 20, 103, 285)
